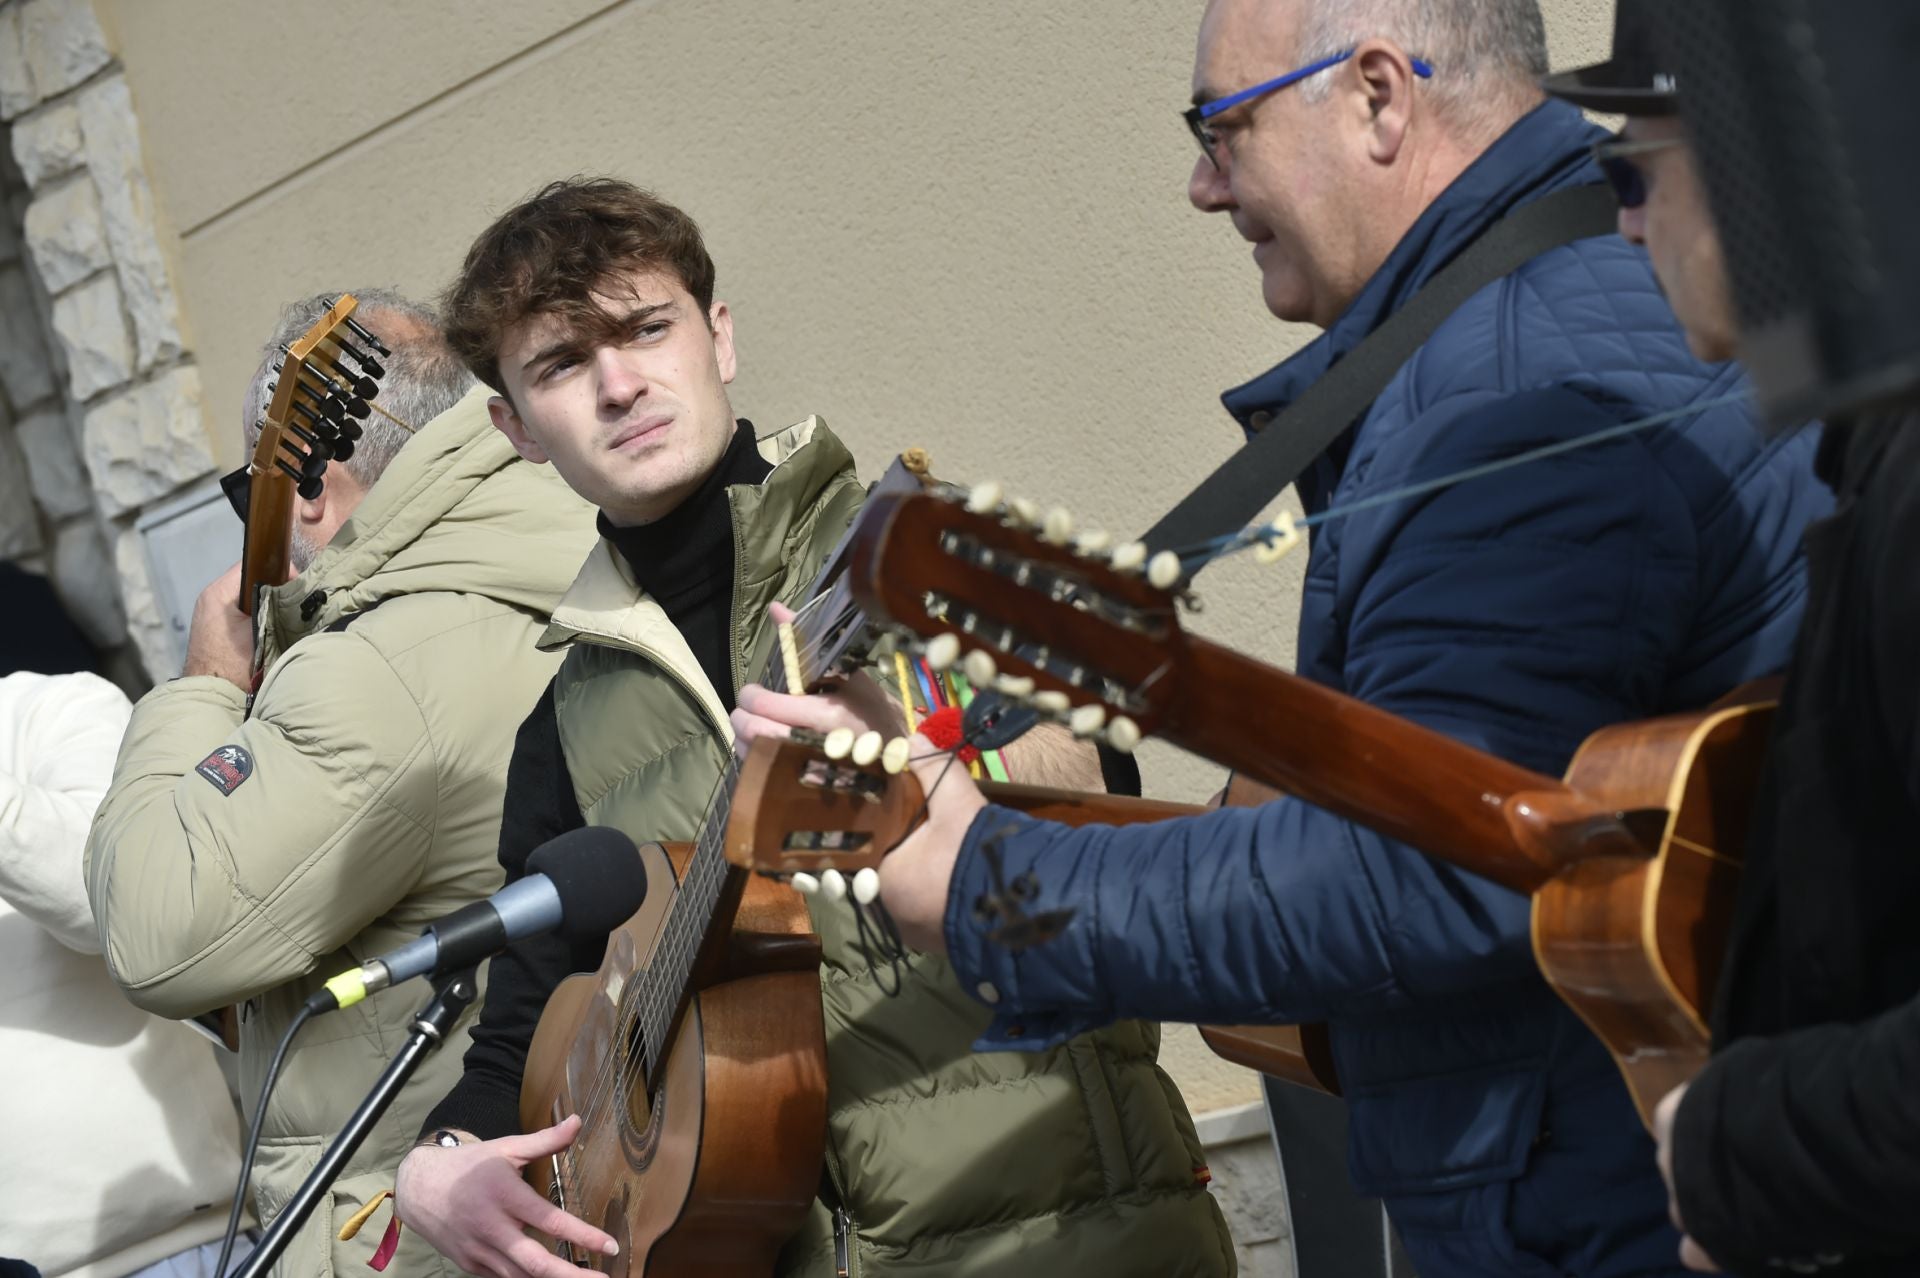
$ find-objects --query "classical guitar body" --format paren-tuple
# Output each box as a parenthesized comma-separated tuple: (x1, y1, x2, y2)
(521, 840, 828, 1276)
(1531, 700, 1771, 1125)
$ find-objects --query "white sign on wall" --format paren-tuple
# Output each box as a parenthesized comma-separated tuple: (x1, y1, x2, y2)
(133, 478, 242, 678)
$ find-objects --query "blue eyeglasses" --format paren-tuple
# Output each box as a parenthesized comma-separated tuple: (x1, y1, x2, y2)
(1185, 47, 1436, 170)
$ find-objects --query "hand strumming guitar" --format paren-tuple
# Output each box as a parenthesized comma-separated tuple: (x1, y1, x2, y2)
(394, 1115, 617, 1278)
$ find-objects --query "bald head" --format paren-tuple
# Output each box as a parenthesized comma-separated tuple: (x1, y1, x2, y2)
(1189, 0, 1548, 325)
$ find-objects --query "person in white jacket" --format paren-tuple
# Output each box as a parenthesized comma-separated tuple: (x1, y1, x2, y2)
(0, 670, 243, 1278)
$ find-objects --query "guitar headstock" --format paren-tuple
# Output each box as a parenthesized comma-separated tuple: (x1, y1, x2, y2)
(725, 735, 920, 897)
(844, 483, 1190, 751)
(236, 295, 391, 614)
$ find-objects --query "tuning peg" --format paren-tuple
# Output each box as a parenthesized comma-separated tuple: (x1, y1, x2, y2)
(965, 481, 1004, 515)
(851, 731, 883, 767)
(1007, 496, 1040, 528)
(1147, 551, 1185, 591)
(791, 872, 821, 897)
(1030, 690, 1071, 716)
(1074, 529, 1112, 557)
(994, 674, 1036, 699)
(1254, 512, 1303, 564)
(1069, 703, 1107, 737)
(924, 633, 960, 672)
(824, 727, 856, 760)
(852, 867, 881, 905)
(882, 737, 911, 774)
(1110, 541, 1148, 574)
(1042, 507, 1075, 544)
(962, 649, 997, 688)
(820, 869, 849, 902)
(1104, 715, 1142, 754)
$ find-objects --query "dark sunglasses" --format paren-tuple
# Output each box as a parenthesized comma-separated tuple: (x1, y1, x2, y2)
(1591, 136, 1683, 210)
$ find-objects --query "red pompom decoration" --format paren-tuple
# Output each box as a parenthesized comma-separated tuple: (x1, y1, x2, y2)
(918, 705, 980, 764)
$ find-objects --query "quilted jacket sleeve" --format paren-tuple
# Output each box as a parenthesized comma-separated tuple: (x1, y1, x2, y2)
(84, 633, 438, 1018)
(1673, 996, 1920, 1271)
(944, 386, 1703, 1046)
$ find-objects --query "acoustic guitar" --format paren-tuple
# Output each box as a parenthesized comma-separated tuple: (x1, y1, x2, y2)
(517, 454, 949, 1275)
(776, 483, 1770, 1127)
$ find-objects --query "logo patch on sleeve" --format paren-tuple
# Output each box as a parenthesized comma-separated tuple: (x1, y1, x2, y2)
(195, 744, 254, 796)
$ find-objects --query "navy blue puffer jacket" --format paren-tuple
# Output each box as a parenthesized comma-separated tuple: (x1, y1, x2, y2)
(941, 102, 1830, 1276)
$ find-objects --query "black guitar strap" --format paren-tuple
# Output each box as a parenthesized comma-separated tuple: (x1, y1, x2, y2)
(1142, 183, 1621, 557)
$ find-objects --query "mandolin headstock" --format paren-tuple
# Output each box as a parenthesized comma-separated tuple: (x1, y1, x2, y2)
(234, 295, 391, 615)
(843, 483, 1192, 753)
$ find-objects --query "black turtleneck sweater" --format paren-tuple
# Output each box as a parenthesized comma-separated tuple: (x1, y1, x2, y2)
(424, 419, 771, 1142)
(597, 418, 773, 711)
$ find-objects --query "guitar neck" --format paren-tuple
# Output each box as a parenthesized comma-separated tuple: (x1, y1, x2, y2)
(1165, 634, 1615, 894)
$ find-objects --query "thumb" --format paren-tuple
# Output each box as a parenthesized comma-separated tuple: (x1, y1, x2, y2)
(498, 1113, 582, 1166)
(769, 600, 797, 625)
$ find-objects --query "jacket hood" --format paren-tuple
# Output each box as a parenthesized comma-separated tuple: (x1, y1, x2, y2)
(263, 385, 596, 648)
(1221, 98, 1608, 433)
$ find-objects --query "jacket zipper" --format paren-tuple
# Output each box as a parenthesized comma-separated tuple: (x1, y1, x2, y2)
(833, 1205, 852, 1277)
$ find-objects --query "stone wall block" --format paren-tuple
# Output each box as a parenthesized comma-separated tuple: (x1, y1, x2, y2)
(114, 522, 175, 680)
(0, 7, 33, 122)
(0, 264, 56, 407)
(11, 100, 81, 187)
(0, 424, 43, 557)
(23, 173, 108, 291)
(81, 365, 215, 517)
(18, 0, 110, 100)
(16, 404, 89, 517)
(51, 516, 126, 648)
(77, 77, 183, 369)
(49, 268, 132, 400)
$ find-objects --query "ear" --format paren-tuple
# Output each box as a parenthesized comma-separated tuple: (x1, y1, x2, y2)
(488, 394, 550, 463)
(1352, 39, 1421, 164)
(294, 459, 356, 530)
(709, 301, 737, 386)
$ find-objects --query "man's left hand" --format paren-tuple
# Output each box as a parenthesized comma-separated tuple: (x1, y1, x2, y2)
(1654, 1083, 1720, 1272)
(183, 562, 256, 690)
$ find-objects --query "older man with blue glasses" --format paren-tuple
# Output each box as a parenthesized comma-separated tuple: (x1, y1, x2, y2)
(736, 0, 1830, 1274)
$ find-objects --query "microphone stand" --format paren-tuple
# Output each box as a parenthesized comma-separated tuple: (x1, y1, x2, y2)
(230, 967, 479, 1278)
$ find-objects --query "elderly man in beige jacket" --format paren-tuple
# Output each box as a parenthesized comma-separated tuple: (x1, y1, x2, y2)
(84, 291, 595, 1278)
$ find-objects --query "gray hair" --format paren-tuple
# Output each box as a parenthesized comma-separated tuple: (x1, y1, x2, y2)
(241, 288, 475, 489)
(1294, 0, 1548, 134)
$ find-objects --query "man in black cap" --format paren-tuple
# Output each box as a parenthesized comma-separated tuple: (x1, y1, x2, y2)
(1550, 6, 1920, 1275)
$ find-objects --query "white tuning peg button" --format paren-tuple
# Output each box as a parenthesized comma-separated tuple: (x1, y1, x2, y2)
(852, 867, 881, 905)
(851, 731, 883, 767)
(1042, 507, 1075, 544)
(882, 737, 912, 774)
(962, 649, 998, 687)
(1111, 541, 1148, 574)
(924, 632, 961, 672)
(1147, 550, 1184, 591)
(791, 872, 821, 897)
(1105, 715, 1143, 754)
(820, 869, 849, 902)
(1031, 690, 1071, 716)
(824, 727, 856, 760)
(994, 674, 1036, 699)
(1075, 529, 1112, 556)
(965, 481, 1004, 515)
(1007, 496, 1040, 528)
(1069, 703, 1107, 737)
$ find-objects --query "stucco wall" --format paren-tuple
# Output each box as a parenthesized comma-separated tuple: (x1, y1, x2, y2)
(85, 0, 1620, 1234)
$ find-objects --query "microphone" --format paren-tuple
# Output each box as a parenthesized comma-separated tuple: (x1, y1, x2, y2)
(307, 826, 643, 1014)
